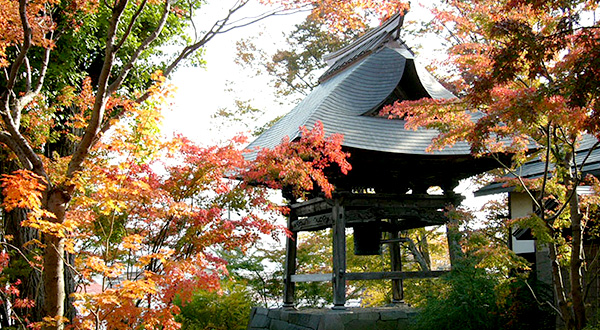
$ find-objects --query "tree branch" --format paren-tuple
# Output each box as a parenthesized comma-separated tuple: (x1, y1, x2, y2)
(0, 131, 31, 170)
(538, 123, 552, 222)
(108, 0, 170, 95)
(545, 140, 600, 224)
(67, 0, 129, 179)
(491, 152, 541, 210)
(0, 113, 46, 181)
(33, 36, 52, 95)
(113, 0, 149, 53)
(2, 0, 33, 131)
(24, 56, 32, 93)
(0, 242, 42, 274)
(93, 2, 304, 148)
(6, 0, 32, 93)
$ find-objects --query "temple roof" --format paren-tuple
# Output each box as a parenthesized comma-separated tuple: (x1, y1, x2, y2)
(244, 13, 469, 161)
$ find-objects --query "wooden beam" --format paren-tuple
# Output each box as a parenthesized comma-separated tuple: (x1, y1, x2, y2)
(342, 193, 461, 209)
(290, 198, 332, 217)
(381, 237, 410, 244)
(332, 199, 346, 309)
(291, 208, 448, 232)
(290, 194, 462, 219)
(289, 270, 449, 282)
(290, 273, 333, 283)
(290, 213, 333, 232)
(345, 270, 448, 281)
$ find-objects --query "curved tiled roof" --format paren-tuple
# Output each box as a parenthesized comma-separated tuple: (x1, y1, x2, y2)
(245, 43, 469, 160)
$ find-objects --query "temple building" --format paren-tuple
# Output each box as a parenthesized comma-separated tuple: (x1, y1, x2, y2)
(245, 12, 502, 311)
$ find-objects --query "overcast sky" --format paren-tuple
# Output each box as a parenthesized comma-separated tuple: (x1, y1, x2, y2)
(163, 1, 307, 145)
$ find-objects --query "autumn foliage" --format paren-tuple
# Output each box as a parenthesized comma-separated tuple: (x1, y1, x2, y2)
(247, 122, 351, 199)
(0, 0, 365, 328)
(1, 82, 349, 328)
(260, 0, 409, 31)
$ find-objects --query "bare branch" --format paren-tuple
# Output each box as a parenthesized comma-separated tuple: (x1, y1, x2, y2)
(94, 2, 305, 147)
(545, 140, 600, 224)
(491, 152, 541, 210)
(0, 114, 47, 181)
(24, 56, 32, 93)
(0, 242, 42, 273)
(219, 7, 310, 34)
(524, 280, 563, 318)
(584, 247, 600, 300)
(538, 123, 552, 221)
(2, 0, 33, 130)
(0, 131, 31, 170)
(576, 141, 600, 178)
(33, 35, 53, 95)
(6, 0, 33, 93)
(164, 2, 304, 77)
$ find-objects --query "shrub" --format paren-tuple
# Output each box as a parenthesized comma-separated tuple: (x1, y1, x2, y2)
(412, 258, 501, 330)
(175, 281, 255, 330)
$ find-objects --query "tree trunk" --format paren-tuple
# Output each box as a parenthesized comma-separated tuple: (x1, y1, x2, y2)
(42, 189, 69, 330)
(549, 242, 575, 329)
(1, 154, 46, 326)
(560, 151, 587, 330)
(416, 228, 432, 269)
(568, 187, 586, 330)
(5, 208, 45, 317)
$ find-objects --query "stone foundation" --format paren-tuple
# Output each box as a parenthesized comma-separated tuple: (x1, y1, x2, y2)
(247, 306, 417, 330)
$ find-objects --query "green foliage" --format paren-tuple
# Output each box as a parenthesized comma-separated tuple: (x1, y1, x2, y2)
(219, 247, 283, 308)
(294, 231, 333, 307)
(175, 281, 255, 330)
(413, 255, 557, 330)
(497, 278, 555, 330)
(412, 258, 501, 330)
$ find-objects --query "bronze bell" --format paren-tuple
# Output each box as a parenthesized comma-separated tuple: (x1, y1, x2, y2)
(353, 223, 381, 255)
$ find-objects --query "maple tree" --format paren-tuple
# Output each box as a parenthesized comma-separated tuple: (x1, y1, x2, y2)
(2, 88, 349, 329)
(0, 0, 359, 329)
(260, 0, 408, 31)
(63, 103, 281, 330)
(220, 0, 411, 133)
(381, 0, 600, 328)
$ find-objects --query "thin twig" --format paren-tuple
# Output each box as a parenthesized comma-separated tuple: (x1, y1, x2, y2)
(0, 242, 42, 273)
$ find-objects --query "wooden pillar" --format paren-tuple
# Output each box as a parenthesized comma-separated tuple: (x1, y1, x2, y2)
(390, 228, 404, 303)
(283, 209, 297, 309)
(332, 198, 347, 309)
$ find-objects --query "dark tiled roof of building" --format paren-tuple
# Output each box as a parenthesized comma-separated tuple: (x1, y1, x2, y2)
(245, 13, 466, 160)
(475, 135, 600, 196)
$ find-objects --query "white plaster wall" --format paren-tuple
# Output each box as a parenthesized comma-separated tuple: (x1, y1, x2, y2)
(509, 192, 535, 254)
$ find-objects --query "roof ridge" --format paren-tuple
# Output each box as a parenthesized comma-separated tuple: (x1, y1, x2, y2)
(322, 11, 406, 66)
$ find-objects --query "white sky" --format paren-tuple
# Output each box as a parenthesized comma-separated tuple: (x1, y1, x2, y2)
(163, 1, 307, 145)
